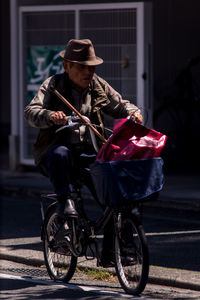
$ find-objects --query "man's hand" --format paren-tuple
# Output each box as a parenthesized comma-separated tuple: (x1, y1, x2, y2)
(130, 111, 143, 124)
(50, 111, 68, 125)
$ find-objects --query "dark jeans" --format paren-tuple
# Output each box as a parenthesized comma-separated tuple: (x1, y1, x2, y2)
(39, 144, 113, 256)
(39, 144, 74, 196)
(39, 144, 96, 197)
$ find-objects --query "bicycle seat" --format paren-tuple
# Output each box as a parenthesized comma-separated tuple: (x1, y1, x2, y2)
(41, 193, 58, 201)
(79, 153, 96, 168)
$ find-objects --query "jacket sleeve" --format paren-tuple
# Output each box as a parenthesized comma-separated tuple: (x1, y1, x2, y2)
(100, 79, 140, 118)
(24, 77, 56, 128)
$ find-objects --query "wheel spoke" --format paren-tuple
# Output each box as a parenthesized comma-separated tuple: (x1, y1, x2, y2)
(114, 215, 149, 295)
(43, 207, 77, 282)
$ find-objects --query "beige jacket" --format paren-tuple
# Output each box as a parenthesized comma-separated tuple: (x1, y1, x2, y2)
(24, 72, 139, 164)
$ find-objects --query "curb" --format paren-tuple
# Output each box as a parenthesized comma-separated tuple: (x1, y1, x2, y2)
(0, 252, 44, 268)
(0, 185, 94, 204)
(1, 185, 200, 213)
(1, 168, 200, 213)
(1, 251, 200, 292)
(148, 273, 200, 292)
(144, 197, 200, 212)
(0, 186, 52, 199)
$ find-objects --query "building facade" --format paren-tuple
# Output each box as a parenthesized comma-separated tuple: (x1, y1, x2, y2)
(1, 0, 200, 170)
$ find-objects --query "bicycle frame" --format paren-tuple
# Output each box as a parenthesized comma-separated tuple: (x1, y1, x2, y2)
(40, 112, 150, 295)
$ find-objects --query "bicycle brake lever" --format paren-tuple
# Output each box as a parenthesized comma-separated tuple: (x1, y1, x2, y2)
(55, 123, 80, 133)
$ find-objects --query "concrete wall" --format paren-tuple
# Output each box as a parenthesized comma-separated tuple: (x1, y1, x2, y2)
(1, 0, 200, 169)
(153, 0, 200, 168)
(153, 0, 200, 105)
(0, 1, 10, 146)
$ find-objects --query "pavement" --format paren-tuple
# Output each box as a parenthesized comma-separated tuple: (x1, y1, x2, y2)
(0, 167, 200, 292)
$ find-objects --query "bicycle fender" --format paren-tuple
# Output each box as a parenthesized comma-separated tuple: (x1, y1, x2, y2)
(41, 201, 57, 241)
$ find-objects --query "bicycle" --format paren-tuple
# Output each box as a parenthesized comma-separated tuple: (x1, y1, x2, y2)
(39, 118, 164, 295)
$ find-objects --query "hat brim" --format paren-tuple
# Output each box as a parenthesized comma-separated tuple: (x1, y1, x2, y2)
(59, 50, 103, 66)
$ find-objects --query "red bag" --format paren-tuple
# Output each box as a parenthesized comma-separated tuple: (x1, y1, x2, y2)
(96, 118, 167, 162)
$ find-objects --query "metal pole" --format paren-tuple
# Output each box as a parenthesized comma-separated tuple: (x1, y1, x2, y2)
(51, 87, 107, 144)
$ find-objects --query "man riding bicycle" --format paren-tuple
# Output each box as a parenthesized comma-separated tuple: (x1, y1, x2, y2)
(24, 38, 143, 267)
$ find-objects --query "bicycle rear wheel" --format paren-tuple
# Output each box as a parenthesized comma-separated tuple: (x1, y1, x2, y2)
(43, 205, 77, 282)
(114, 213, 149, 295)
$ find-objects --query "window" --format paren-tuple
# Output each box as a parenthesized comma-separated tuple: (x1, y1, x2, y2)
(15, 2, 152, 164)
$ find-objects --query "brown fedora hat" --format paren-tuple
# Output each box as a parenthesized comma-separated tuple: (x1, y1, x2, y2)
(59, 39, 103, 66)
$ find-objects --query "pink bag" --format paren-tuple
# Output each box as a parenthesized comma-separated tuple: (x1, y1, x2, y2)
(96, 119, 167, 162)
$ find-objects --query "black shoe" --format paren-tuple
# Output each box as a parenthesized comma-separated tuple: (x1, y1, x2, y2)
(99, 243, 136, 268)
(64, 199, 78, 217)
(99, 251, 115, 268)
(99, 254, 135, 267)
(121, 255, 136, 266)
(121, 243, 137, 266)
(99, 257, 115, 268)
(57, 199, 78, 218)
(99, 256, 136, 268)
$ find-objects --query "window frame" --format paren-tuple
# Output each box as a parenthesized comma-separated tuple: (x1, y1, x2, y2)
(11, 2, 151, 165)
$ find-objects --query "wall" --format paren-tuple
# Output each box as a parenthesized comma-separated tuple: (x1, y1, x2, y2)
(0, 1, 10, 146)
(153, 0, 200, 168)
(1, 0, 200, 170)
(153, 0, 200, 102)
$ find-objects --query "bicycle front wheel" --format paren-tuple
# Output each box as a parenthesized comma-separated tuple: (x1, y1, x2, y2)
(114, 213, 149, 295)
(43, 205, 77, 282)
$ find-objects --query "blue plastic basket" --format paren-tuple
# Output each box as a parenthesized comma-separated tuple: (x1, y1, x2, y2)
(90, 157, 165, 207)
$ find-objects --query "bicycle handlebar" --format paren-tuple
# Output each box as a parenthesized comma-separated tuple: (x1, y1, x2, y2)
(50, 86, 107, 144)
(55, 116, 109, 153)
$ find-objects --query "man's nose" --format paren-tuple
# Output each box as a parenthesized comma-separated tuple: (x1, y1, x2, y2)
(85, 66, 95, 74)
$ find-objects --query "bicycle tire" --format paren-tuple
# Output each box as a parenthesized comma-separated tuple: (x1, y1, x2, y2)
(43, 205, 77, 282)
(114, 213, 149, 295)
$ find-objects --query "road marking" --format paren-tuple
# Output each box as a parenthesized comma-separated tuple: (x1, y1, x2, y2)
(0, 273, 149, 299)
(88, 230, 200, 238)
(0, 236, 40, 246)
(1, 229, 199, 245)
(146, 230, 200, 237)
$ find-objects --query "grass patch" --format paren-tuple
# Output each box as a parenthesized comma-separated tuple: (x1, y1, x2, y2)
(76, 267, 117, 282)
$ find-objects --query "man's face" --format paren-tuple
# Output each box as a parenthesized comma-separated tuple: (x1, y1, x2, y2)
(63, 61, 95, 90)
